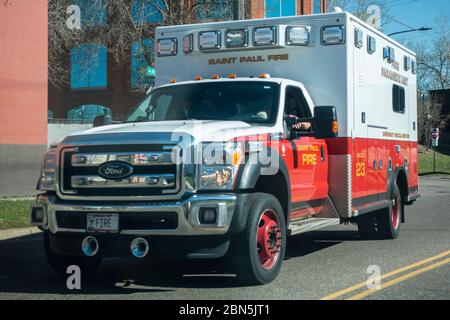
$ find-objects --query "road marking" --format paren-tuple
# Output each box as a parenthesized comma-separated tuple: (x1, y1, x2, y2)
(320, 250, 450, 300)
(347, 257, 450, 300)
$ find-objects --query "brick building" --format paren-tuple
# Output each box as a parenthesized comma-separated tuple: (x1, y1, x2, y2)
(0, 0, 48, 196)
(49, 0, 327, 121)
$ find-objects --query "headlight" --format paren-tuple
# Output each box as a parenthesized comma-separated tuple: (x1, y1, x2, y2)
(38, 148, 57, 191)
(199, 142, 243, 190)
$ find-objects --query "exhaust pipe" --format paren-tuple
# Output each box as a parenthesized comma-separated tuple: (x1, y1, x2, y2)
(130, 237, 149, 258)
(81, 236, 99, 257)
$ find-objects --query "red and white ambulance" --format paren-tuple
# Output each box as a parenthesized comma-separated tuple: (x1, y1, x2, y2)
(32, 10, 419, 284)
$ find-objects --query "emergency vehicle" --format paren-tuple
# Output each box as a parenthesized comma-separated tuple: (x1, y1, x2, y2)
(31, 10, 419, 284)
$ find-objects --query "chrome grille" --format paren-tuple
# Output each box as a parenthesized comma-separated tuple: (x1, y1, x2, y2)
(59, 144, 182, 200)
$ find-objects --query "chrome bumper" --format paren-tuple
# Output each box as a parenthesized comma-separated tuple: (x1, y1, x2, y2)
(32, 194, 237, 236)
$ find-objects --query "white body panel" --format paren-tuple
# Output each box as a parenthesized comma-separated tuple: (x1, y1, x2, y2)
(155, 12, 417, 143)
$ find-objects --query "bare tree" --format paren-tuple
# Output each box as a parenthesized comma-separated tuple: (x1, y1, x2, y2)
(413, 16, 450, 92)
(406, 15, 450, 150)
(48, 0, 90, 87)
(417, 93, 444, 150)
(48, 0, 235, 90)
(327, 0, 393, 29)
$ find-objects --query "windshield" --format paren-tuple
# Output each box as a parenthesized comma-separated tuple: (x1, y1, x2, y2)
(126, 81, 280, 124)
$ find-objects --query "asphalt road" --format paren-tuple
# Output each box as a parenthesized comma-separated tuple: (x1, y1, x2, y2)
(0, 176, 449, 300)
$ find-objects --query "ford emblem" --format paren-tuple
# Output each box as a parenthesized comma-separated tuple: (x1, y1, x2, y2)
(98, 161, 133, 180)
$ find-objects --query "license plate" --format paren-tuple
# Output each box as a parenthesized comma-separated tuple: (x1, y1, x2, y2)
(87, 214, 119, 233)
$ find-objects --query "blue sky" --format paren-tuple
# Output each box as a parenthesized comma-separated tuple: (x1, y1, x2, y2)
(382, 0, 450, 45)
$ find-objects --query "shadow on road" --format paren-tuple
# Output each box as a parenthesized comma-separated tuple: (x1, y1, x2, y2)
(0, 228, 360, 296)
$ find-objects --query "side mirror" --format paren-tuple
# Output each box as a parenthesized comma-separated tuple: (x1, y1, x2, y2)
(313, 106, 338, 139)
(93, 114, 111, 127)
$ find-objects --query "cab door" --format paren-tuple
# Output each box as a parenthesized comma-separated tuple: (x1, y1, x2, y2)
(283, 85, 328, 219)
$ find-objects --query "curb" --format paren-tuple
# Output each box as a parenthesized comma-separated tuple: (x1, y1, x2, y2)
(0, 227, 42, 242)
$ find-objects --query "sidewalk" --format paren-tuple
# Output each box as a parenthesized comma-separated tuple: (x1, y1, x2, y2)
(0, 227, 41, 242)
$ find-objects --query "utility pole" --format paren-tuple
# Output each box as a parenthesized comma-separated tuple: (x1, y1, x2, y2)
(233, 0, 245, 20)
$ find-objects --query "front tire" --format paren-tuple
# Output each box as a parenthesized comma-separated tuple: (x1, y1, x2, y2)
(228, 193, 286, 285)
(44, 232, 102, 274)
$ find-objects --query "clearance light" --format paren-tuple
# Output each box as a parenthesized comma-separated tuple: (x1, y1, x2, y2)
(157, 38, 178, 56)
(321, 26, 345, 45)
(183, 33, 193, 54)
(231, 151, 241, 166)
(169, 79, 177, 83)
(194, 75, 203, 81)
(199, 30, 221, 50)
(228, 73, 237, 78)
(286, 26, 309, 46)
(259, 73, 270, 78)
(332, 121, 339, 134)
(211, 74, 221, 79)
(253, 26, 277, 46)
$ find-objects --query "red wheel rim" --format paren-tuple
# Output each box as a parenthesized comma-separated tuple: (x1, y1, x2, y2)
(256, 209, 282, 270)
(391, 195, 400, 230)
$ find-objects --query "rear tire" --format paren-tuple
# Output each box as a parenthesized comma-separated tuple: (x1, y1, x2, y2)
(228, 193, 286, 285)
(44, 232, 102, 275)
(357, 184, 403, 240)
(357, 211, 380, 240)
(378, 184, 403, 239)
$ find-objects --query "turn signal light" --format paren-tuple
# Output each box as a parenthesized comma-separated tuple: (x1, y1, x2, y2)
(332, 121, 339, 133)
(259, 73, 270, 78)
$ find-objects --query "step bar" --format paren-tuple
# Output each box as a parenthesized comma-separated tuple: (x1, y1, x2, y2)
(288, 217, 340, 236)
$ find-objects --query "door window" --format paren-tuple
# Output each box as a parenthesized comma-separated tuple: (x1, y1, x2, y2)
(284, 86, 312, 118)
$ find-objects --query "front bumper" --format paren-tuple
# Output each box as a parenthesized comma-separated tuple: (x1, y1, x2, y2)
(31, 193, 237, 236)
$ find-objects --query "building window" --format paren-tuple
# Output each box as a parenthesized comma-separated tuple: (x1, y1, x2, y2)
(131, 39, 155, 89)
(196, 0, 234, 21)
(392, 85, 406, 114)
(131, 0, 164, 23)
(313, 0, 322, 14)
(67, 105, 112, 121)
(73, 0, 107, 27)
(265, 0, 296, 17)
(48, 110, 54, 120)
(70, 44, 107, 90)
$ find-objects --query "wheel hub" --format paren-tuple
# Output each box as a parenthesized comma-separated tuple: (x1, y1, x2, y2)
(257, 210, 282, 270)
(391, 196, 400, 230)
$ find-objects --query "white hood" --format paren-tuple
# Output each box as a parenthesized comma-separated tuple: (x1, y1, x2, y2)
(66, 120, 278, 143)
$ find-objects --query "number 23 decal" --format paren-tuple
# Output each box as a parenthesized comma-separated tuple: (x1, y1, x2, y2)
(356, 162, 366, 177)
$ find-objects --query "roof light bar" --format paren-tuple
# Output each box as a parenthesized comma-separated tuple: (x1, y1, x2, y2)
(286, 26, 309, 46)
(321, 26, 345, 45)
(253, 26, 277, 46)
(226, 29, 248, 48)
(157, 38, 178, 56)
(199, 31, 221, 50)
